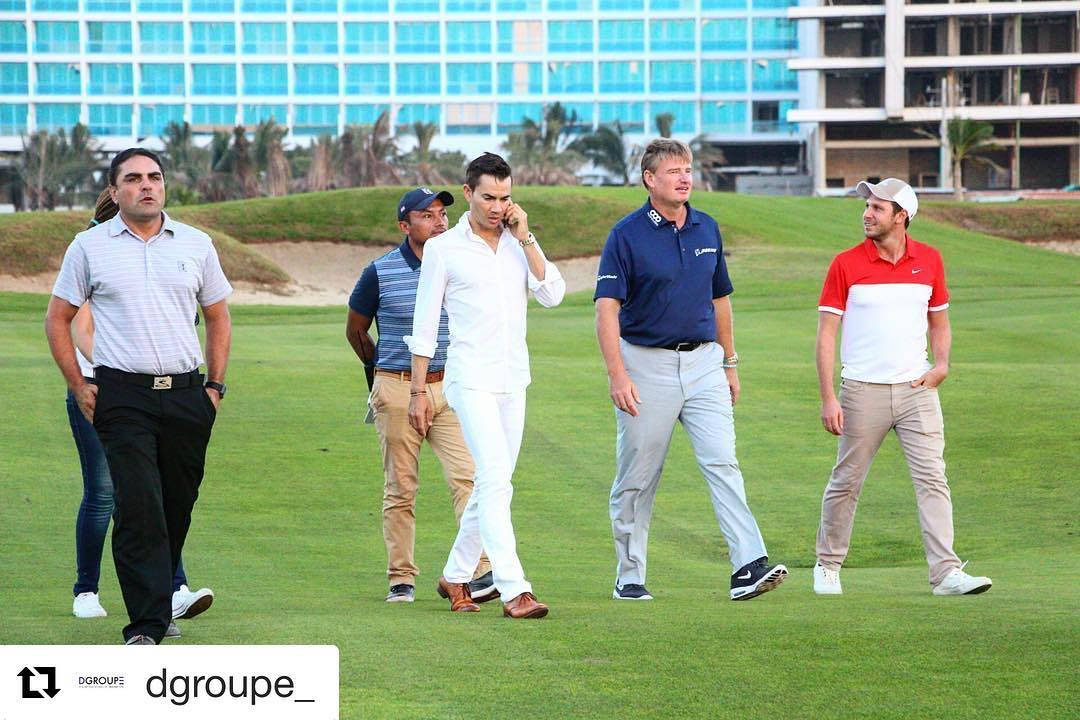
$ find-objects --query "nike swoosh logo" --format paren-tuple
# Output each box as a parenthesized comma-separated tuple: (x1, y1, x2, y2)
(912, 269, 923, 274)
(736, 571, 752, 580)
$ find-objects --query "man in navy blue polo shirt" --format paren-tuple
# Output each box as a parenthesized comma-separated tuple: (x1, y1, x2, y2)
(594, 139, 787, 602)
(346, 187, 492, 604)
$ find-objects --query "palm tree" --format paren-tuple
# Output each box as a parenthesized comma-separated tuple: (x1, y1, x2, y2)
(160, 121, 210, 192)
(252, 119, 291, 196)
(655, 113, 674, 138)
(401, 121, 446, 186)
(15, 124, 100, 210)
(944, 118, 1002, 200)
(569, 120, 634, 185)
(502, 103, 583, 185)
(340, 110, 400, 187)
(306, 134, 336, 192)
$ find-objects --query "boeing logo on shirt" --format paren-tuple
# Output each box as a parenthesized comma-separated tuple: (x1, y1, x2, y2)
(694, 248, 717, 257)
(597, 274, 618, 281)
(647, 209, 664, 226)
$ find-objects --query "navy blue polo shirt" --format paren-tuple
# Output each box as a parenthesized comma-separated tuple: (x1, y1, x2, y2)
(594, 200, 733, 347)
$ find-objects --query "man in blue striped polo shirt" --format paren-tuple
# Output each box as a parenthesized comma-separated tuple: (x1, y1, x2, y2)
(346, 188, 492, 604)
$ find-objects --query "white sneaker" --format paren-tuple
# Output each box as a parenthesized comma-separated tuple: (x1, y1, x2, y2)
(932, 565, 992, 596)
(73, 592, 107, 618)
(813, 562, 842, 595)
(172, 584, 214, 619)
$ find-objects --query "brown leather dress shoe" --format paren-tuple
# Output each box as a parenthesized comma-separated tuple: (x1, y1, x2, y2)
(502, 592, 548, 619)
(436, 577, 480, 612)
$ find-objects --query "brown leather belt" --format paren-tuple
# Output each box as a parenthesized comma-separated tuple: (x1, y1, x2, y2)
(376, 368, 445, 383)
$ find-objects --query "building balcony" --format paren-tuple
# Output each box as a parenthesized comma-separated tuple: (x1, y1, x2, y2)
(905, 52, 1079, 69)
(788, 56, 884, 70)
(905, 1, 1080, 19)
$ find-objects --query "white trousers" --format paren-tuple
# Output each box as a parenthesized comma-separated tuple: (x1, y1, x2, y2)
(611, 340, 768, 586)
(441, 383, 533, 602)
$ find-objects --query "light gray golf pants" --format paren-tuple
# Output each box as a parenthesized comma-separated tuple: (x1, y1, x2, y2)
(611, 339, 768, 587)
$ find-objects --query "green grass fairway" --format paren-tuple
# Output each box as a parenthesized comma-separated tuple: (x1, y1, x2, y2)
(1, 195, 1078, 719)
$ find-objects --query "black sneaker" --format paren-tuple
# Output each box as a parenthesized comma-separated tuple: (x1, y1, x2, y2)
(385, 584, 415, 603)
(468, 571, 499, 603)
(613, 583, 653, 600)
(730, 557, 787, 601)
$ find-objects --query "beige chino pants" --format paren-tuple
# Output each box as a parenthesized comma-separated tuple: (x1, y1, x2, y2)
(371, 373, 490, 586)
(816, 379, 961, 586)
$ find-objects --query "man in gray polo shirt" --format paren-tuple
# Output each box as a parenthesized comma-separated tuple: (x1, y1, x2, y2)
(46, 148, 233, 645)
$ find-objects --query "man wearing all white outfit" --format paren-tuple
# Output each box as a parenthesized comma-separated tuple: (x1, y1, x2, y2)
(405, 152, 565, 619)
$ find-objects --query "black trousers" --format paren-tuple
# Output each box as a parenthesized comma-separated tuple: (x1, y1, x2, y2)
(92, 369, 216, 643)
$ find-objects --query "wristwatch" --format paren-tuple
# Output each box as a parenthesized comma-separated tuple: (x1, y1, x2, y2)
(519, 232, 537, 248)
(205, 381, 227, 399)
(722, 352, 739, 369)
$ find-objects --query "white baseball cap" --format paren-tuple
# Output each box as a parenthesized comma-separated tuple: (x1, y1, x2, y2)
(856, 178, 918, 221)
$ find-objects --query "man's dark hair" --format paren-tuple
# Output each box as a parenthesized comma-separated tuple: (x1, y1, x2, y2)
(890, 201, 911, 229)
(108, 148, 165, 187)
(465, 152, 511, 190)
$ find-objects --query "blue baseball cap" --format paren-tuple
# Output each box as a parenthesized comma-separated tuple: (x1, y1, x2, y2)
(398, 187, 454, 221)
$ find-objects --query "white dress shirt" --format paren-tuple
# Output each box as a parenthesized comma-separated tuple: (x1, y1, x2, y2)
(405, 211, 565, 393)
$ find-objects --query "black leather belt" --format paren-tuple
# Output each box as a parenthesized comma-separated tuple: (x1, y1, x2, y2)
(95, 366, 202, 390)
(657, 341, 708, 352)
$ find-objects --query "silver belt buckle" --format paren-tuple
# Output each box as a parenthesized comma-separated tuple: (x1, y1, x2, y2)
(152, 376, 173, 390)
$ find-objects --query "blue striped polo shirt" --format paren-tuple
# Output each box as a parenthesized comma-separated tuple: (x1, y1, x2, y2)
(349, 239, 449, 372)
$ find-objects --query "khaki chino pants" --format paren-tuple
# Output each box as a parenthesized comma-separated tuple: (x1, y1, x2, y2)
(371, 373, 490, 586)
(816, 379, 961, 586)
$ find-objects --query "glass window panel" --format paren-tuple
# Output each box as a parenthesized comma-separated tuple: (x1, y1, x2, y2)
(396, 103, 439, 128)
(190, 23, 236, 54)
(242, 23, 287, 55)
(295, 63, 338, 94)
(86, 0, 130, 11)
(700, 99, 745, 133)
(548, 61, 592, 94)
(243, 103, 287, 125)
(87, 23, 132, 53)
(496, 21, 542, 54)
(140, 23, 184, 54)
(446, 102, 491, 135)
(548, 21, 592, 53)
(294, 23, 338, 54)
(598, 21, 643, 53)
(140, 63, 185, 95)
(243, 63, 287, 94)
(651, 60, 695, 92)
(191, 103, 236, 128)
(189, 0, 235, 12)
(650, 101, 695, 133)
(395, 62, 439, 95)
(192, 63, 237, 95)
(241, 0, 285, 9)
(89, 103, 132, 135)
(650, 0, 693, 8)
(650, 19, 694, 52)
(701, 19, 746, 52)
(752, 0, 794, 8)
(139, 104, 184, 136)
(446, 62, 491, 94)
(0, 22, 27, 53)
(446, 0, 489, 9)
(496, 0, 538, 10)
(138, 0, 181, 8)
(497, 62, 541, 94)
(33, 0, 78, 9)
(446, 22, 491, 54)
(563, 101, 593, 133)
(396, 22, 439, 54)
(344, 0, 387, 8)
(702, 0, 743, 7)
(394, 0, 437, 10)
(701, 59, 745, 92)
(752, 58, 796, 91)
(35, 103, 80, 132)
(293, 0, 337, 10)
(547, 0, 590, 9)
(345, 103, 388, 125)
(293, 103, 338, 135)
(344, 23, 389, 54)
(88, 63, 133, 94)
(34, 22, 80, 54)
(598, 0, 640, 8)
(0, 63, 28, 94)
(0, 103, 27, 135)
(345, 63, 389, 94)
(36, 63, 81, 94)
(497, 102, 541, 133)
(598, 101, 643, 132)
(752, 18, 797, 51)
(598, 60, 644, 93)
(0, 0, 25, 9)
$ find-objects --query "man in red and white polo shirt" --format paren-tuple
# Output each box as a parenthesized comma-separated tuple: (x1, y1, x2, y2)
(812, 178, 992, 597)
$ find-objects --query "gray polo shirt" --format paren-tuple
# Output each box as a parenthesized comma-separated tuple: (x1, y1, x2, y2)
(52, 211, 232, 376)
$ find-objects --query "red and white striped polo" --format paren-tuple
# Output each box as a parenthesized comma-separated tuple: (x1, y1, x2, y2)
(818, 236, 949, 384)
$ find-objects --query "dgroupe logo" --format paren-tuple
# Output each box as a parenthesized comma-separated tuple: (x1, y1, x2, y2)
(17, 666, 60, 699)
(146, 668, 316, 707)
(77, 674, 125, 689)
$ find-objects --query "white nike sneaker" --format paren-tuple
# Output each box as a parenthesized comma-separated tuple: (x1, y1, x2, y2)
(813, 562, 842, 595)
(932, 565, 992, 596)
(172, 584, 214, 619)
(73, 592, 107, 618)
